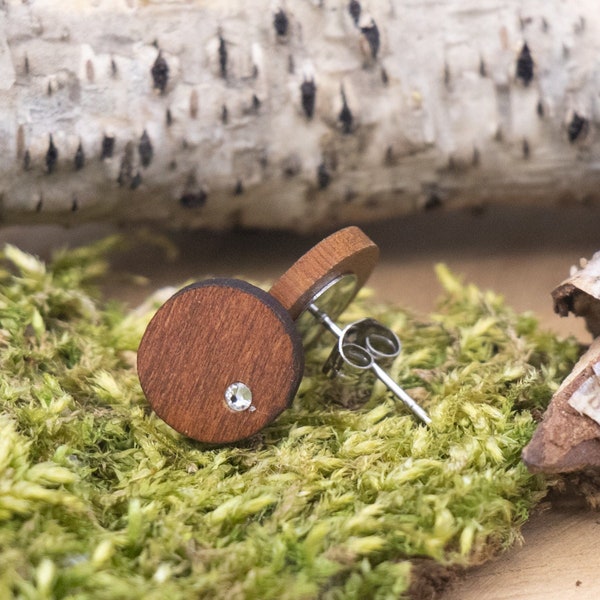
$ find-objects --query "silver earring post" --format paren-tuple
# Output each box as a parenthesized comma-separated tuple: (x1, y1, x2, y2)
(307, 302, 432, 425)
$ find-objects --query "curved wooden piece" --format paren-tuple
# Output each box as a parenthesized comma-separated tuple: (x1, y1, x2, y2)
(137, 279, 304, 444)
(269, 226, 380, 320)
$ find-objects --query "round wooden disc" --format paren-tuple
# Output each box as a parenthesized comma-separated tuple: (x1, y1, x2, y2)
(269, 226, 379, 320)
(137, 279, 304, 444)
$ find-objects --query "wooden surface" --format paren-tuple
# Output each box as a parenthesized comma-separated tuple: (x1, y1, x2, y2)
(270, 225, 379, 319)
(444, 503, 600, 600)
(137, 279, 304, 444)
(2, 203, 600, 596)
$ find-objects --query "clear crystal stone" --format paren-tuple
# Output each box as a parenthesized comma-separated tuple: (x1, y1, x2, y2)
(224, 382, 253, 412)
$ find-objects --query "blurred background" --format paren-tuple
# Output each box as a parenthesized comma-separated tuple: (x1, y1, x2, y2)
(2, 202, 597, 341)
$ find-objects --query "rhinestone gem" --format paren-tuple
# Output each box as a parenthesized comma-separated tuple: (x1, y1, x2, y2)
(224, 382, 253, 412)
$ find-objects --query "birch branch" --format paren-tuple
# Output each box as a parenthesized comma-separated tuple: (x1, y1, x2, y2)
(1, 0, 599, 231)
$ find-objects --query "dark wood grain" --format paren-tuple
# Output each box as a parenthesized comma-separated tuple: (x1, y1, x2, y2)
(137, 279, 304, 444)
(269, 226, 379, 320)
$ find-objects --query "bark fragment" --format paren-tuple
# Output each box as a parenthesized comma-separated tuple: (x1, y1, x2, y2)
(524, 252, 600, 473)
(523, 339, 600, 473)
(552, 252, 600, 337)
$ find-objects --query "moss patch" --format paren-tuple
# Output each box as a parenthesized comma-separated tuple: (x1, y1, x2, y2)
(0, 241, 579, 599)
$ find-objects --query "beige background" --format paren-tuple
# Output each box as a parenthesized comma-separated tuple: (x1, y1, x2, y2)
(1, 203, 599, 598)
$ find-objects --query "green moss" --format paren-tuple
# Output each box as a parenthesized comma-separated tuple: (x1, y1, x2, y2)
(0, 242, 579, 599)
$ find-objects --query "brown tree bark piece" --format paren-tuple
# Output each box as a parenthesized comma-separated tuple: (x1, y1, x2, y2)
(523, 338, 600, 473)
(552, 252, 600, 337)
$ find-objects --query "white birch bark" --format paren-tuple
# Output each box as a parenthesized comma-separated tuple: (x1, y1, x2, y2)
(1, 0, 599, 231)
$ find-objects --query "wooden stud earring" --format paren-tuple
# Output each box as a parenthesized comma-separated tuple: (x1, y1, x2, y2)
(137, 227, 430, 445)
(137, 279, 304, 444)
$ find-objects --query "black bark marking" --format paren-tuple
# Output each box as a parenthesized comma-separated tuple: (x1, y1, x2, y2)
(348, 1, 361, 25)
(117, 143, 133, 187)
(252, 94, 261, 112)
(541, 17, 549, 33)
(24, 55, 29, 75)
(130, 172, 142, 190)
(424, 193, 443, 211)
(444, 63, 451, 87)
(282, 154, 301, 178)
(71, 197, 79, 212)
(234, 180, 244, 195)
(381, 67, 389, 85)
(361, 20, 380, 59)
(516, 42, 534, 86)
(219, 34, 228, 78)
(339, 89, 353, 134)
(45, 135, 58, 174)
(111, 58, 118, 78)
(180, 190, 207, 208)
(166, 108, 173, 127)
(190, 90, 199, 119)
(300, 79, 316, 119)
(35, 196, 43, 212)
(522, 138, 530, 158)
(74, 142, 85, 170)
(288, 54, 295, 74)
(221, 104, 229, 124)
(274, 9, 289, 36)
(317, 163, 331, 189)
(151, 51, 169, 93)
(23, 149, 31, 171)
(472, 147, 480, 166)
(567, 112, 588, 143)
(536, 100, 544, 117)
(47, 81, 53, 96)
(139, 130, 153, 168)
(519, 16, 533, 31)
(101, 135, 115, 160)
(479, 57, 487, 77)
